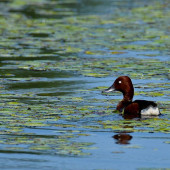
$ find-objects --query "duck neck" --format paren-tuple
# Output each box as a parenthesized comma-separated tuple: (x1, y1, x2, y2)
(123, 87, 134, 101)
(123, 92, 133, 102)
(117, 91, 134, 112)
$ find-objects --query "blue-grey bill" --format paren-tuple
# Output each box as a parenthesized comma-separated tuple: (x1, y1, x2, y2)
(102, 86, 115, 93)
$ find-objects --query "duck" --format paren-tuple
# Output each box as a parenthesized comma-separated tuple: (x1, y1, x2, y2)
(102, 76, 160, 118)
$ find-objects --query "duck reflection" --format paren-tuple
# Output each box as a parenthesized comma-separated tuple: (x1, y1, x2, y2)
(113, 133, 132, 145)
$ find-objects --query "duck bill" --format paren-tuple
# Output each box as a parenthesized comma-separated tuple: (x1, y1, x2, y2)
(102, 85, 115, 93)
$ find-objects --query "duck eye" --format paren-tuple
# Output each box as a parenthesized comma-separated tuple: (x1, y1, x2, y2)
(118, 81, 121, 84)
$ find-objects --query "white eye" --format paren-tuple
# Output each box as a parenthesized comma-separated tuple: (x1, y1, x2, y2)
(118, 81, 121, 84)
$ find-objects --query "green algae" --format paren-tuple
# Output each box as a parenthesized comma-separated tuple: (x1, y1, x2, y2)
(101, 118, 170, 133)
(11, 56, 169, 79)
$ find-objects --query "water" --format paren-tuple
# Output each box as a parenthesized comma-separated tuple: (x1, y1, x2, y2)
(0, 132, 170, 170)
(0, 0, 170, 169)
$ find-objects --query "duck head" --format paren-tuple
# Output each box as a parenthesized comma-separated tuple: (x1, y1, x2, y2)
(103, 76, 134, 101)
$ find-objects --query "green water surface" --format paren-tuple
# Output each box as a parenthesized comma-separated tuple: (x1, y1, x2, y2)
(0, 0, 169, 169)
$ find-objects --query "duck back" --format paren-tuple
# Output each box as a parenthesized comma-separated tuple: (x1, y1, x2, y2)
(124, 100, 160, 116)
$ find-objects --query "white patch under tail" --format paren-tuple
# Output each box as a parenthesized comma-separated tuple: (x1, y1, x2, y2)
(141, 106, 160, 116)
